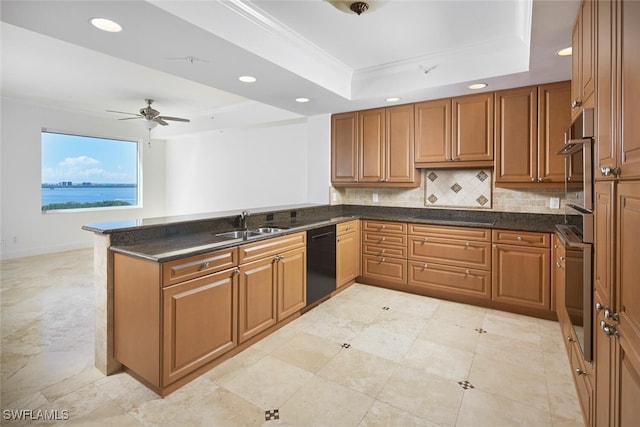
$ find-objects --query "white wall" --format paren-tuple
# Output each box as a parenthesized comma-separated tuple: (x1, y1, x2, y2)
(306, 114, 331, 204)
(0, 98, 166, 259)
(163, 120, 311, 215)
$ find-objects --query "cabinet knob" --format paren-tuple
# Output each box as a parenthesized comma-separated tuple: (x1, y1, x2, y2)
(560, 256, 565, 261)
(600, 166, 621, 177)
(233, 268, 240, 275)
(423, 237, 428, 243)
(604, 308, 620, 322)
(203, 261, 210, 269)
(380, 237, 386, 242)
(537, 178, 544, 183)
(423, 263, 428, 269)
(380, 257, 386, 263)
(600, 320, 620, 338)
(531, 177, 536, 182)
(567, 336, 576, 343)
(571, 99, 582, 109)
(556, 262, 563, 268)
(595, 302, 606, 312)
(517, 236, 523, 241)
(575, 368, 587, 376)
(465, 242, 470, 247)
(465, 269, 470, 275)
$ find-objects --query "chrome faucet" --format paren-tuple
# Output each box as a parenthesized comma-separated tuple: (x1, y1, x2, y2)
(239, 210, 250, 229)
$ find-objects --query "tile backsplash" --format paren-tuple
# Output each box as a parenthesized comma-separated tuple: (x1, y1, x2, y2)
(425, 169, 492, 209)
(331, 169, 583, 215)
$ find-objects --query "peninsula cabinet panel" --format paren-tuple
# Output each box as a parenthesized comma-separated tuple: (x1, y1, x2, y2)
(414, 98, 451, 164)
(276, 246, 306, 322)
(331, 112, 358, 184)
(408, 261, 491, 300)
(162, 269, 238, 386)
(491, 244, 551, 311)
(238, 257, 277, 343)
(494, 86, 537, 184)
(451, 92, 494, 163)
(362, 255, 407, 286)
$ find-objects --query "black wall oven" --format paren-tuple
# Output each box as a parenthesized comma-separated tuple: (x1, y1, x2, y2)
(557, 108, 594, 361)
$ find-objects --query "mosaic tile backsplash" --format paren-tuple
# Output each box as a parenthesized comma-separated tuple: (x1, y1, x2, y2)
(424, 169, 492, 209)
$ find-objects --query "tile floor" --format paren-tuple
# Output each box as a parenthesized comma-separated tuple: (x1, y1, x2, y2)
(1, 248, 585, 426)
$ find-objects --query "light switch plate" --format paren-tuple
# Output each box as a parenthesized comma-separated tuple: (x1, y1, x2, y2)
(550, 197, 560, 209)
(372, 193, 379, 203)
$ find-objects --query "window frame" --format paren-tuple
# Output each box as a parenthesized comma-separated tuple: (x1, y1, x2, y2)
(40, 128, 143, 214)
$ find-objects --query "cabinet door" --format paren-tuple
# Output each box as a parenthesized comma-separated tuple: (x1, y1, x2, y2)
(593, 288, 615, 427)
(492, 244, 550, 310)
(596, 0, 616, 179)
(162, 268, 238, 386)
(571, 15, 581, 122)
(614, 181, 640, 426)
(337, 231, 358, 288)
(538, 81, 572, 183)
(580, 0, 595, 107)
(331, 112, 358, 184)
(618, 0, 640, 179)
(594, 181, 615, 304)
(239, 257, 277, 343)
(386, 104, 417, 184)
(276, 246, 307, 321)
(414, 99, 451, 164)
(451, 93, 494, 162)
(494, 86, 537, 184)
(358, 108, 385, 183)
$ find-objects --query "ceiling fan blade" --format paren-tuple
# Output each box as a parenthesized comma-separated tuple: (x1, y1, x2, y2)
(155, 118, 169, 126)
(118, 116, 143, 121)
(106, 109, 140, 116)
(158, 116, 190, 123)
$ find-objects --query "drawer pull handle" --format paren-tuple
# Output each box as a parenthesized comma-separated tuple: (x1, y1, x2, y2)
(575, 368, 587, 376)
(567, 336, 576, 343)
(380, 257, 386, 263)
(423, 263, 428, 269)
(517, 236, 523, 241)
(380, 237, 386, 242)
(380, 249, 386, 255)
(465, 242, 470, 247)
(600, 321, 620, 337)
(381, 225, 386, 229)
(203, 261, 210, 269)
(556, 262, 563, 268)
(465, 269, 470, 275)
(423, 237, 428, 243)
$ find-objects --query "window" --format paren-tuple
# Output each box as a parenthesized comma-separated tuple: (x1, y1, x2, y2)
(41, 130, 140, 211)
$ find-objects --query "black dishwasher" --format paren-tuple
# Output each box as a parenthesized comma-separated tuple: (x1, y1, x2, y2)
(306, 225, 336, 306)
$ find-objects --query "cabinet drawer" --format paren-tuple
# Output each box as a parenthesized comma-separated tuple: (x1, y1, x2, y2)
(239, 232, 306, 264)
(362, 254, 407, 285)
(337, 220, 358, 236)
(362, 231, 407, 248)
(492, 230, 550, 247)
(408, 236, 491, 270)
(570, 341, 593, 426)
(162, 247, 238, 287)
(408, 261, 491, 300)
(409, 224, 490, 242)
(361, 220, 407, 234)
(362, 243, 407, 259)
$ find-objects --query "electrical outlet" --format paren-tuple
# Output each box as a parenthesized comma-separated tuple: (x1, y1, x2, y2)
(550, 197, 560, 209)
(332, 191, 337, 202)
(372, 193, 379, 203)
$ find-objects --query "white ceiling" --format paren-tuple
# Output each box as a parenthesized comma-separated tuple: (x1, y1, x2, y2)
(0, 0, 579, 136)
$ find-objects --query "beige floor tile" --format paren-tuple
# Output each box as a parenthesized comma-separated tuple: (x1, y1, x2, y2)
(251, 326, 302, 354)
(377, 365, 464, 426)
(387, 292, 440, 320)
(431, 301, 486, 329)
(370, 307, 429, 339)
(455, 388, 552, 427)
(401, 338, 474, 381)
(65, 401, 142, 427)
(482, 312, 542, 345)
(468, 354, 550, 412)
(279, 376, 374, 427)
(349, 325, 417, 362)
(417, 319, 481, 353)
(546, 373, 584, 424)
(323, 297, 383, 325)
(475, 331, 547, 374)
(317, 348, 399, 397)
(270, 331, 342, 373)
(288, 306, 366, 344)
(94, 371, 160, 412)
(216, 355, 313, 409)
(33, 383, 121, 424)
(358, 400, 440, 427)
(202, 345, 268, 384)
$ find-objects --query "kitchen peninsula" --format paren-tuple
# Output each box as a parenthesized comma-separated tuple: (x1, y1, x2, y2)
(84, 203, 579, 395)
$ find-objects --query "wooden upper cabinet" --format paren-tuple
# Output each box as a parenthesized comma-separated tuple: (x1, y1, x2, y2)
(572, 0, 596, 121)
(538, 81, 572, 183)
(331, 112, 358, 184)
(415, 98, 451, 164)
(358, 108, 385, 183)
(494, 86, 537, 184)
(451, 92, 494, 163)
(596, 0, 616, 179)
(618, 0, 640, 179)
(494, 81, 571, 187)
(385, 104, 416, 184)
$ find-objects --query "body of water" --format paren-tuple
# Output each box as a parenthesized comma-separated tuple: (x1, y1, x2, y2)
(41, 186, 138, 206)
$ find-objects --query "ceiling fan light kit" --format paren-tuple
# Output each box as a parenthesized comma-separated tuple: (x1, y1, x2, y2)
(349, 2, 369, 15)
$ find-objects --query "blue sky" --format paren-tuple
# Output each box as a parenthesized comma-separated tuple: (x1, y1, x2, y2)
(41, 132, 138, 184)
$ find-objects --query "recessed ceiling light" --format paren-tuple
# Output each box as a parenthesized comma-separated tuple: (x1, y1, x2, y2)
(468, 83, 488, 90)
(90, 18, 122, 33)
(238, 75, 257, 83)
(296, 98, 310, 103)
(556, 47, 573, 56)
(386, 97, 401, 102)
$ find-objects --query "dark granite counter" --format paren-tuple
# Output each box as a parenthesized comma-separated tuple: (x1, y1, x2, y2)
(98, 204, 581, 263)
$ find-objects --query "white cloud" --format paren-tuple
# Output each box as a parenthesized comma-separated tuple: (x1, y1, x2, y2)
(58, 156, 100, 167)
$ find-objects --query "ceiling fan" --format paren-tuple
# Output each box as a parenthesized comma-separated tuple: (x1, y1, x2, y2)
(107, 99, 190, 129)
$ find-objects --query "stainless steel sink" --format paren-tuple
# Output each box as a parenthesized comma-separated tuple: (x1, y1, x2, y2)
(253, 227, 285, 233)
(216, 230, 264, 239)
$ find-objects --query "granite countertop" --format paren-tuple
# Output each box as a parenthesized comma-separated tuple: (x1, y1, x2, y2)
(108, 206, 577, 263)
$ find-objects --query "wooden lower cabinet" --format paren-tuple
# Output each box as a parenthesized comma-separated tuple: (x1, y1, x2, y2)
(360, 220, 407, 286)
(162, 268, 238, 386)
(337, 220, 360, 289)
(276, 246, 306, 321)
(594, 288, 614, 427)
(492, 230, 551, 312)
(571, 337, 594, 427)
(238, 256, 277, 343)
